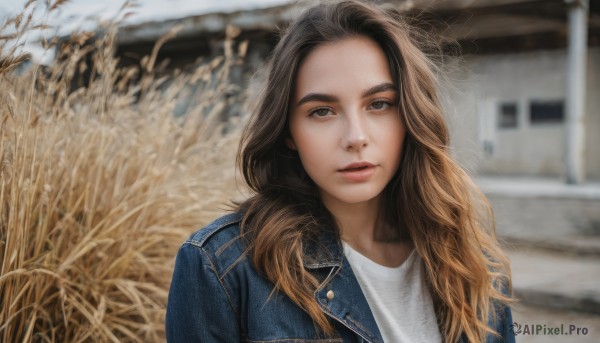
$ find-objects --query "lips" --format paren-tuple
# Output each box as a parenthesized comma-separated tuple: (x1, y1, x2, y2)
(338, 162, 376, 172)
(338, 162, 377, 182)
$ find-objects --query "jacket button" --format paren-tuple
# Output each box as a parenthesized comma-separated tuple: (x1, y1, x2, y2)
(326, 290, 335, 300)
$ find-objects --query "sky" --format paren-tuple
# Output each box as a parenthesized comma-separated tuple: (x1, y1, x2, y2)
(1, 0, 293, 63)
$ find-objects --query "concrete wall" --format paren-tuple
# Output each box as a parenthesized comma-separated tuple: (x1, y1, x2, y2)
(443, 47, 600, 180)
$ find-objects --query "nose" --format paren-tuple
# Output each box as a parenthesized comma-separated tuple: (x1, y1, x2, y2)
(342, 112, 368, 151)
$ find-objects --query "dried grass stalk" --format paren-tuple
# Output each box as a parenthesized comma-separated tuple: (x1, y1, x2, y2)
(0, 7, 247, 343)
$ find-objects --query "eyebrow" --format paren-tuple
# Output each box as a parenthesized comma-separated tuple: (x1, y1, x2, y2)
(295, 82, 398, 107)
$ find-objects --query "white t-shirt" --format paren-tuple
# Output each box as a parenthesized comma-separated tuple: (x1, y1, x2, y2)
(343, 242, 442, 343)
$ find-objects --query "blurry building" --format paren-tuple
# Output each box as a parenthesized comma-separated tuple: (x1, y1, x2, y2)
(113, 0, 600, 181)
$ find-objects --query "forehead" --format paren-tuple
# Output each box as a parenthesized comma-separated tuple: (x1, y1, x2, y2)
(294, 36, 393, 99)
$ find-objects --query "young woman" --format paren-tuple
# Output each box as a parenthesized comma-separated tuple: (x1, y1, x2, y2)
(166, 1, 514, 342)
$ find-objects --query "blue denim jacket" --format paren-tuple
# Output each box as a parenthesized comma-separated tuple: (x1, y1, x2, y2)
(166, 212, 515, 342)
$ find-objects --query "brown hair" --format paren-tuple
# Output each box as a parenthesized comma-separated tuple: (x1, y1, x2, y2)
(237, 1, 512, 341)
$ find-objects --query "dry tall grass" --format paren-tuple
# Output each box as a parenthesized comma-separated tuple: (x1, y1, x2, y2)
(1, 3, 246, 342)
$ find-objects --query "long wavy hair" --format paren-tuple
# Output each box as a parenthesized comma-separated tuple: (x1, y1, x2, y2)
(236, 1, 512, 342)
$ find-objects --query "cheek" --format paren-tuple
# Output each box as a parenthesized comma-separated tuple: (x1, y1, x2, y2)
(294, 134, 329, 172)
(289, 122, 333, 176)
(390, 123, 405, 149)
(381, 118, 406, 164)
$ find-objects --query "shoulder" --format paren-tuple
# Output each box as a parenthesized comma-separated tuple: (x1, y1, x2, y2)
(186, 212, 244, 248)
(179, 212, 247, 275)
(168, 212, 248, 332)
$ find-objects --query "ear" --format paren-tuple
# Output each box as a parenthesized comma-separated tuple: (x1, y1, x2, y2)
(286, 137, 297, 150)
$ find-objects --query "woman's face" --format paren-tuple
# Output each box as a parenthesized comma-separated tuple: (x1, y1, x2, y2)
(288, 36, 405, 208)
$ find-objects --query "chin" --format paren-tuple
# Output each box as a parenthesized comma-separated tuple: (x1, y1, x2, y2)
(326, 187, 385, 205)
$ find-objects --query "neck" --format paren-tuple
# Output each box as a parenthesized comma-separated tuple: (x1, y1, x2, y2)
(321, 193, 382, 245)
(320, 192, 412, 268)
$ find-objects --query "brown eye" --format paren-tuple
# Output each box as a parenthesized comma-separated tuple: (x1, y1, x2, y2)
(369, 101, 391, 110)
(310, 107, 333, 117)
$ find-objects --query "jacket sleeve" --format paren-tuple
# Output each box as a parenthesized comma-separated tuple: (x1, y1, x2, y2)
(502, 303, 516, 343)
(166, 242, 241, 342)
(492, 279, 516, 343)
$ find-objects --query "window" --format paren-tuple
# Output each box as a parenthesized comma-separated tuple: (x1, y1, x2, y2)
(530, 100, 564, 124)
(498, 102, 518, 129)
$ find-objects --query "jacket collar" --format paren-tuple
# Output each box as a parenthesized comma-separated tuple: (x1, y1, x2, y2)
(303, 226, 343, 269)
(303, 225, 384, 343)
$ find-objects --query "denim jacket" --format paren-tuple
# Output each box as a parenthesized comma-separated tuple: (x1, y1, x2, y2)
(166, 212, 515, 342)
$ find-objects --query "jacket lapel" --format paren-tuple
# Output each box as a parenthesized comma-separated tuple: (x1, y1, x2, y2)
(304, 228, 383, 343)
(314, 259, 384, 343)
